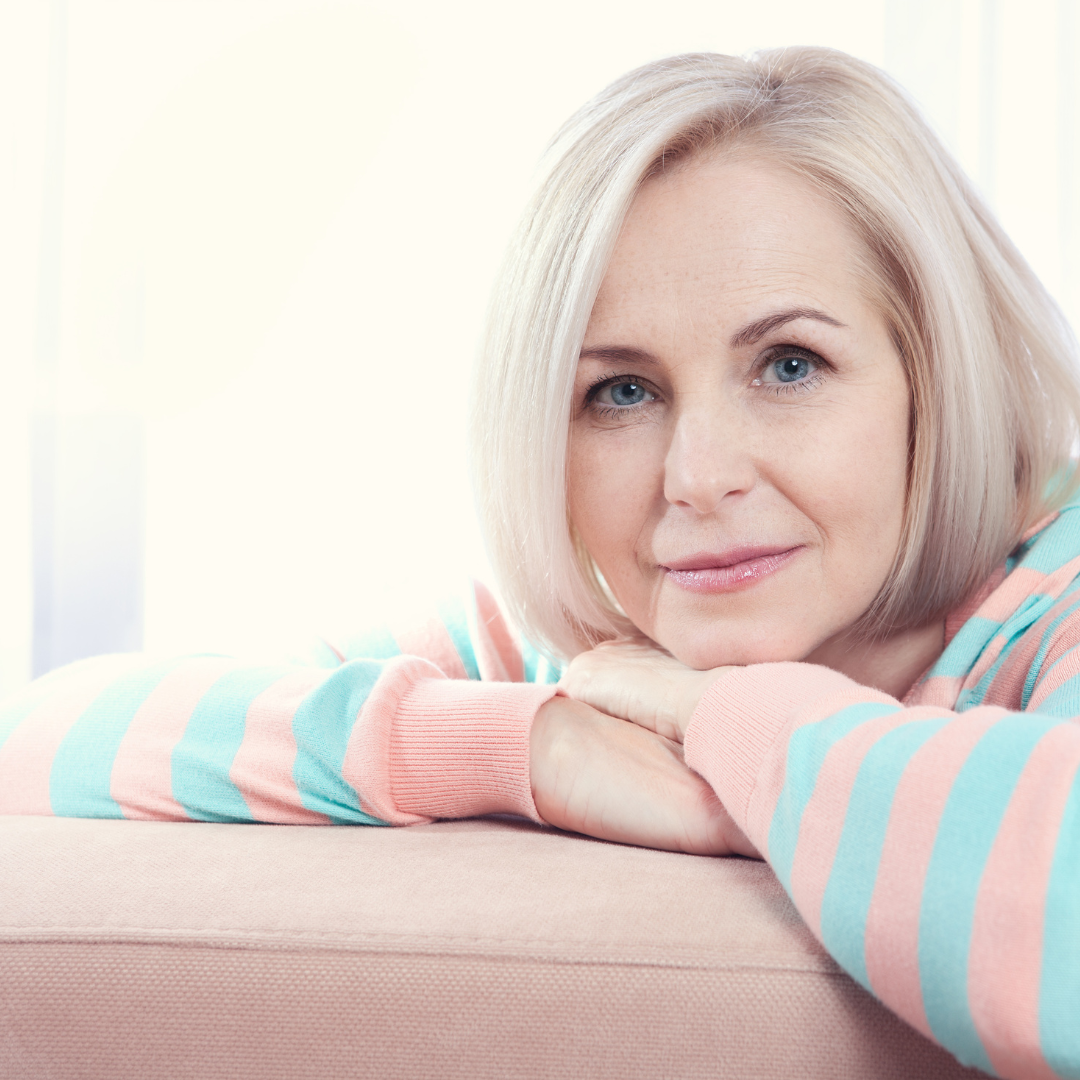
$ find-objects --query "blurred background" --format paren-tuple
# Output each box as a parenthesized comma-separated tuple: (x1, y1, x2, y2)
(0, 0, 1077, 692)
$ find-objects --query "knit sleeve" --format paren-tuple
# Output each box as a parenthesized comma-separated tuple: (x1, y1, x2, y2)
(0, 581, 559, 826)
(683, 658, 1080, 1080)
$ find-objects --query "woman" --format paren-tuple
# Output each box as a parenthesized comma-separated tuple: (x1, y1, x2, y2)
(2, 48, 1078, 1078)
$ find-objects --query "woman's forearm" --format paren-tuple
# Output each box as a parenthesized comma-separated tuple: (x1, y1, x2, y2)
(0, 583, 560, 826)
(685, 662, 1080, 1080)
(0, 649, 557, 826)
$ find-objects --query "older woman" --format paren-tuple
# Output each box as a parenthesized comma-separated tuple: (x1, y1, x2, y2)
(1, 48, 1078, 1079)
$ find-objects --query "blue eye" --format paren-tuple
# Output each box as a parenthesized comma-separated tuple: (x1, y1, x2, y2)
(774, 356, 811, 382)
(584, 373, 659, 418)
(609, 381, 647, 405)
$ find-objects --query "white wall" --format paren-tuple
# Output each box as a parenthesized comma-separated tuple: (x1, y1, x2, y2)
(1, 0, 1077, 684)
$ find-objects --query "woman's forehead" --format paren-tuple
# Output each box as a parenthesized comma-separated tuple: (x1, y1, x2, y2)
(588, 156, 871, 338)
(609, 156, 862, 284)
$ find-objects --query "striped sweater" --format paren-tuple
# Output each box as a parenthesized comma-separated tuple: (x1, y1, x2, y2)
(3, 505, 1080, 1078)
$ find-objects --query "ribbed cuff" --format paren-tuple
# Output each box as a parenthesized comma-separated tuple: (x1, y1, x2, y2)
(683, 663, 864, 833)
(390, 679, 559, 823)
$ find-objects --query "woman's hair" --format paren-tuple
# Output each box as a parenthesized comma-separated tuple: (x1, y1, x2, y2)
(470, 48, 1080, 660)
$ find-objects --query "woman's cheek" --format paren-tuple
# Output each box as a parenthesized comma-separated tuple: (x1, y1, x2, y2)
(796, 382, 909, 593)
(568, 430, 661, 590)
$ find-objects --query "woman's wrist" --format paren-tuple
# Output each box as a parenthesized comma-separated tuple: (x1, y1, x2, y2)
(677, 666, 737, 742)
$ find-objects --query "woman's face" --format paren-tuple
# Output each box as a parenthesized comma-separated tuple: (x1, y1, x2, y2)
(568, 153, 911, 669)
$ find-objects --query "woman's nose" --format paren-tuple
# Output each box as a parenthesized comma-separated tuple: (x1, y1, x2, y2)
(662, 404, 756, 513)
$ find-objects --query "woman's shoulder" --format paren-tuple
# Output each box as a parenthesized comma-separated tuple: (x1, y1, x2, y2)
(917, 500, 1080, 714)
(291, 579, 563, 686)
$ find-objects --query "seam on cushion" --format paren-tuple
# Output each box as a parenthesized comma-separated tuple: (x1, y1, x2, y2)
(0, 934, 842, 974)
(0, 924, 829, 950)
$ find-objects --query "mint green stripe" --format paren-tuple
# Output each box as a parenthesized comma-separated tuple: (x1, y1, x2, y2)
(291, 659, 388, 825)
(521, 640, 562, 684)
(535, 653, 562, 684)
(1022, 508, 1080, 574)
(333, 625, 401, 663)
(437, 597, 480, 681)
(171, 666, 290, 822)
(819, 717, 949, 989)
(930, 616, 1003, 680)
(49, 657, 185, 818)
(767, 702, 900, 889)
(1039, 767, 1080, 1078)
(919, 715, 1057, 1073)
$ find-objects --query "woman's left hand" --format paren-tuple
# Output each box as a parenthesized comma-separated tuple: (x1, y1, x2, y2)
(558, 639, 733, 744)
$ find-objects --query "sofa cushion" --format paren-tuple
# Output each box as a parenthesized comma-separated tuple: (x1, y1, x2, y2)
(0, 815, 984, 1079)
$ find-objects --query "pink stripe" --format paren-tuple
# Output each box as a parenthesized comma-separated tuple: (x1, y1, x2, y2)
(1020, 512, 1059, 543)
(945, 565, 1009, 644)
(0, 656, 143, 816)
(968, 724, 1080, 1080)
(229, 668, 333, 824)
(974, 568, 1049, 624)
(471, 580, 524, 683)
(1035, 554, 1080, 600)
(905, 674, 964, 709)
(1026, 604, 1080, 699)
(111, 657, 238, 821)
(788, 710, 920, 937)
(863, 707, 1009, 1038)
(392, 618, 469, 680)
(982, 653, 1034, 710)
(340, 656, 440, 825)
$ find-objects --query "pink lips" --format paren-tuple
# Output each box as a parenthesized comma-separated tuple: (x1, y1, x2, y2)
(662, 546, 802, 593)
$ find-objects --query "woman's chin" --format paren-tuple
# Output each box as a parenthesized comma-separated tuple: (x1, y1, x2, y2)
(656, 628, 814, 670)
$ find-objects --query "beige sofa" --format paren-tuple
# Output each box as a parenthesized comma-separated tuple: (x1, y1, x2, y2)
(0, 814, 985, 1078)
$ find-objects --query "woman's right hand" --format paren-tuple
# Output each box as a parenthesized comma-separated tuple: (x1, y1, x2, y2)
(529, 694, 758, 857)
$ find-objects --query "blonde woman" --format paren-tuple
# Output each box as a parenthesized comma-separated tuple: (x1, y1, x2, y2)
(1, 49, 1078, 1079)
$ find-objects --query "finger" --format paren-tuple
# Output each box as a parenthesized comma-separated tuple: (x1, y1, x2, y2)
(530, 698, 739, 855)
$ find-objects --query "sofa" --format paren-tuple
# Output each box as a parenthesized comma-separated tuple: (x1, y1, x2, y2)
(0, 814, 985, 1078)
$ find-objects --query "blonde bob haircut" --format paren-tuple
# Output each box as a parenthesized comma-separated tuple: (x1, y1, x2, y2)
(471, 47, 1080, 661)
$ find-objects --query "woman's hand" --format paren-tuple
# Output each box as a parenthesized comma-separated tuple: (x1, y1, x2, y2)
(558, 639, 732, 743)
(529, 694, 757, 857)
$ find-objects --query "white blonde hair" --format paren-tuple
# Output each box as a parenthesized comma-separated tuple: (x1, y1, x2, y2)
(471, 48, 1080, 660)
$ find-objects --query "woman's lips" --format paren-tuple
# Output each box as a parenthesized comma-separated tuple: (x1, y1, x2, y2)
(662, 546, 803, 593)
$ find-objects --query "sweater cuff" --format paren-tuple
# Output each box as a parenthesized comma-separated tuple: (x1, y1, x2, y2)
(390, 678, 559, 823)
(683, 662, 875, 840)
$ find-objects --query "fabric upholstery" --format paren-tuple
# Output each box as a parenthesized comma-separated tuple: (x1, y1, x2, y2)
(0, 815, 985, 1079)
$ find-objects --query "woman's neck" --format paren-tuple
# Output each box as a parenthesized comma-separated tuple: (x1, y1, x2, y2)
(804, 619, 946, 701)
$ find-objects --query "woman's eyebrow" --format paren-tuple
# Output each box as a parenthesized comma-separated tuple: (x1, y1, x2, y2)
(729, 308, 846, 349)
(578, 345, 661, 365)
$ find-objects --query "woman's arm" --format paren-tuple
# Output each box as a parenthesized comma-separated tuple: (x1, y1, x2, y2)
(561, 643, 1080, 1079)
(0, 641, 552, 826)
(0, 582, 740, 853)
(0, 582, 561, 825)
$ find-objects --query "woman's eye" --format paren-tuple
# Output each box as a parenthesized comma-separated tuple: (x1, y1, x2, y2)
(753, 348, 824, 389)
(593, 379, 655, 408)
